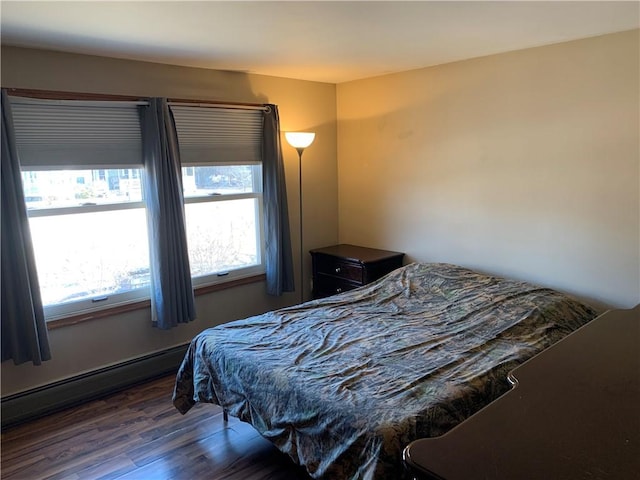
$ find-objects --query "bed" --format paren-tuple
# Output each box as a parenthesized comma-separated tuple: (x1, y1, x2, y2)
(173, 262, 597, 479)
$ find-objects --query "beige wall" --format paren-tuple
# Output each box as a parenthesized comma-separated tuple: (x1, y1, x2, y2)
(1, 47, 338, 395)
(337, 30, 639, 310)
(3, 29, 639, 395)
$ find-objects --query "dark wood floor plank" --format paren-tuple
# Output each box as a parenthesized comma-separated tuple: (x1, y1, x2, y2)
(0, 452, 47, 478)
(1, 375, 311, 480)
(72, 453, 138, 480)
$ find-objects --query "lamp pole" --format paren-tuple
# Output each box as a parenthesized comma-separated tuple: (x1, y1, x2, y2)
(297, 147, 304, 304)
(284, 132, 315, 305)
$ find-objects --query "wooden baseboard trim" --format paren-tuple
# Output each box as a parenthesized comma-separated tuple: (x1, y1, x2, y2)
(1, 344, 189, 430)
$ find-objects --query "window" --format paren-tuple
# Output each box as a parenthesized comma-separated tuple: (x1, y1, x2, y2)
(11, 96, 267, 320)
(172, 105, 266, 286)
(182, 164, 264, 285)
(21, 169, 150, 319)
(11, 96, 148, 320)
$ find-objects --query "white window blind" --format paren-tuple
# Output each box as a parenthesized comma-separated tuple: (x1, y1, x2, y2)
(9, 96, 143, 169)
(170, 105, 263, 165)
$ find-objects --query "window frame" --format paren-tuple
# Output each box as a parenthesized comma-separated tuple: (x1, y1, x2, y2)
(182, 161, 266, 289)
(21, 168, 151, 321)
(10, 90, 270, 323)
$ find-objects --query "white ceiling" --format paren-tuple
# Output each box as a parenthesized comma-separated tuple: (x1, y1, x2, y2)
(1, 1, 638, 84)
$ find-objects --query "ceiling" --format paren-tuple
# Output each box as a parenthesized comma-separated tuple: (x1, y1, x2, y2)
(1, 1, 638, 84)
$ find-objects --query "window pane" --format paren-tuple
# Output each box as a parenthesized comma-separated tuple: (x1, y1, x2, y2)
(28, 208, 150, 306)
(185, 199, 259, 276)
(182, 165, 260, 197)
(21, 169, 142, 210)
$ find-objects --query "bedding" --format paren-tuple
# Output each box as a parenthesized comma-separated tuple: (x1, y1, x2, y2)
(173, 262, 597, 479)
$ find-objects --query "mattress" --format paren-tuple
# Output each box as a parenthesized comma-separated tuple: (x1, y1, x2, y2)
(173, 262, 597, 479)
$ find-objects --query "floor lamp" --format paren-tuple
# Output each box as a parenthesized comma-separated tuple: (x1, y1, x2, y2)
(285, 131, 316, 304)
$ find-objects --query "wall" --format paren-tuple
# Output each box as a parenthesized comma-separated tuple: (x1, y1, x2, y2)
(1, 47, 338, 395)
(3, 29, 639, 397)
(337, 30, 639, 310)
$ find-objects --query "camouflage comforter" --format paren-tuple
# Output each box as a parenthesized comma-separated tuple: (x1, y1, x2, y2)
(173, 263, 597, 479)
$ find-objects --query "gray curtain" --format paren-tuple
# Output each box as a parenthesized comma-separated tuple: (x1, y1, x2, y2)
(1, 90, 51, 365)
(262, 104, 294, 295)
(139, 98, 196, 329)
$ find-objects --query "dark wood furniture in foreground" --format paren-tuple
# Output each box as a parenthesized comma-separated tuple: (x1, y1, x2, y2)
(310, 244, 404, 299)
(403, 305, 640, 480)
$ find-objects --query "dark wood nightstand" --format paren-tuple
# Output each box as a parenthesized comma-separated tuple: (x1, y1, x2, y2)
(309, 244, 404, 299)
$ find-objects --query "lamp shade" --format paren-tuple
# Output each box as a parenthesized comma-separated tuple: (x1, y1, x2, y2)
(285, 132, 315, 149)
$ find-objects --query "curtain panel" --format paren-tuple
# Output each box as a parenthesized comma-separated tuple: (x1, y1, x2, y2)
(262, 104, 295, 296)
(1, 89, 51, 365)
(139, 98, 196, 329)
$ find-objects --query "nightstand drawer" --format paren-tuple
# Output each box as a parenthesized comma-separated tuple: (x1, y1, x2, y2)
(314, 255, 364, 283)
(314, 274, 360, 297)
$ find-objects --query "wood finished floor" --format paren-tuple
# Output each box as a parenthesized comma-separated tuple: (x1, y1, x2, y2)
(1, 375, 311, 480)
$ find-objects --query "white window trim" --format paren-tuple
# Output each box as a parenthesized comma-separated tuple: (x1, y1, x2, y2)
(27, 201, 145, 217)
(14, 96, 269, 321)
(26, 202, 151, 321)
(182, 164, 266, 289)
(44, 288, 149, 322)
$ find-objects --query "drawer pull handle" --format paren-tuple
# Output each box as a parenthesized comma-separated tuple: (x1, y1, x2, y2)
(336, 287, 342, 293)
(335, 267, 341, 273)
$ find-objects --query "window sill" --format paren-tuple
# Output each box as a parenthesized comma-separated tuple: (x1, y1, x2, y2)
(46, 273, 266, 330)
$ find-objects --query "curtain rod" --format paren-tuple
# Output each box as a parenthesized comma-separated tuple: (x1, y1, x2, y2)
(5, 88, 143, 102)
(9, 97, 149, 107)
(5, 88, 269, 110)
(9, 96, 269, 112)
(169, 101, 269, 112)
